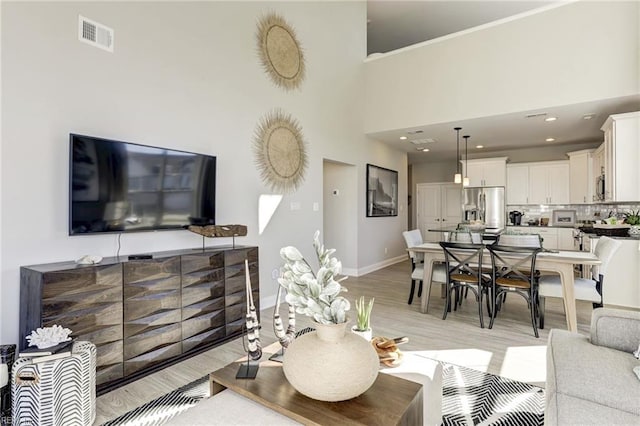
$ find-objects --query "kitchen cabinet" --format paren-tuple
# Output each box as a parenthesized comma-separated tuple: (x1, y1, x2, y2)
(508, 226, 560, 250)
(601, 111, 640, 202)
(462, 157, 507, 187)
(506, 164, 529, 204)
(592, 143, 605, 202)
(416, 183, 461, 242)
(528, 161, 570, 205)
(567, 149, 595, 204)
(557, 228, 575, 251)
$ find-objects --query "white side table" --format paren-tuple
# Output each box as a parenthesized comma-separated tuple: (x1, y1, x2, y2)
(380, 352, 443, 426)
(12, 341, 96, 426)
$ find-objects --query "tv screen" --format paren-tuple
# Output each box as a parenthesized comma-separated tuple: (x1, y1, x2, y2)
(69, 134, 216, 235)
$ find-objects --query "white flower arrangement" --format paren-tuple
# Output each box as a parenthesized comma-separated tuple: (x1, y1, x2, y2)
(278, 231, 350, 324)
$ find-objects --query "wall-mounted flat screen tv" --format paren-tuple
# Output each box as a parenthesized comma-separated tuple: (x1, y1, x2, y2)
(69, 133, 216, 235)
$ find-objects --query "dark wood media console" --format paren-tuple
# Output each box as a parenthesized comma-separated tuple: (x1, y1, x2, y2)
(20, 245, 259, 394)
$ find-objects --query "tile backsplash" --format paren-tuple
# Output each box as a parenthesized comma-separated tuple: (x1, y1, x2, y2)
(506, 203, 640, 224)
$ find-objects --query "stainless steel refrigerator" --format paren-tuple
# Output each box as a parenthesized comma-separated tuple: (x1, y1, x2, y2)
(462, 186, 506, 230)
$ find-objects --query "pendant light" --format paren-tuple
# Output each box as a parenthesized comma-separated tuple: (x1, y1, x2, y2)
(453, 127, 462, 184)
(463, 135, 470, 187)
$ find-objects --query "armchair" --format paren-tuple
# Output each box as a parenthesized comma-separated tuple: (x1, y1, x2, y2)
(545, 308, 640, 425)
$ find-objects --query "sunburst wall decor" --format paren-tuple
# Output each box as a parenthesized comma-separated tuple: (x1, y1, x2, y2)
(253, 109, 308, 194)
(256, 12, 306, 91)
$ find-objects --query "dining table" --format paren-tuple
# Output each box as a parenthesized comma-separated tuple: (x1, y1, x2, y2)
(410, 242, 601, 333)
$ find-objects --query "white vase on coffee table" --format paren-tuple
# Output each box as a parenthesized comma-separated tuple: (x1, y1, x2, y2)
(282, 321, 379, 402)
(351, 325, 373, 341)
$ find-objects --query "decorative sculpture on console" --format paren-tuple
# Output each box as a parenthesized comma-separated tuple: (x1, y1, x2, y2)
(236, 259, 261, 379)
(269, 285, 296, 362)
(187, 224, 247, 249)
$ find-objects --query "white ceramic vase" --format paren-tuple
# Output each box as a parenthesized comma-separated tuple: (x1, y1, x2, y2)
(282, 321, 379, 402)
(628, 225, 640, 236)
(351, 325, 373, 341)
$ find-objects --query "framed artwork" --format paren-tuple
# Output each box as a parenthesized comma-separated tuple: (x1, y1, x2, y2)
(366, 164, 398, 217)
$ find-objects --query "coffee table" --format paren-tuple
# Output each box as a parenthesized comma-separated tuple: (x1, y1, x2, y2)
(209, 357, 423, 425)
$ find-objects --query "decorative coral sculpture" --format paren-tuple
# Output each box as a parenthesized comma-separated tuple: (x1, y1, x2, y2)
(26, 325, 72, 349)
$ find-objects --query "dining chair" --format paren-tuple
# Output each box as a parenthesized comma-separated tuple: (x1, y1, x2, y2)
(439, 241, 491, 328)
(402, 230, 446, 306)
(537, 236, 622, 329)
(447, 230, 485, 306)
(497, 233, 543, 248)
(487, 244, 542, 338)
(449, 230, 483, 244)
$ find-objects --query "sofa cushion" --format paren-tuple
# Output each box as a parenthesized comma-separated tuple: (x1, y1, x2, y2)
(547, 330, 640, 418)
(547, 393, 640, 425)
(591, 309, 640, 353)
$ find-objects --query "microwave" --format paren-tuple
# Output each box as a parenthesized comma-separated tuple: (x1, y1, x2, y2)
(595, 174, 605, 201)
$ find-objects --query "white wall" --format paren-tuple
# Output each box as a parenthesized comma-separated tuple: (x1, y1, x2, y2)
(364, 1, 640, 133)
(323, 160, 357, 275)
(357, 138, 408, 274)
(0, 1, 408, 345)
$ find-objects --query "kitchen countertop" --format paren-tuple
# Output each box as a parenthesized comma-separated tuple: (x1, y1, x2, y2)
(585, 233, 640, 240)
(508, 224, 640, 240)
(506, 224, 577, 229)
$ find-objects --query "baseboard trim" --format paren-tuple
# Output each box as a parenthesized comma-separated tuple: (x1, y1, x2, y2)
(354, 255, 406, 277)
(261, 293, 277, 310)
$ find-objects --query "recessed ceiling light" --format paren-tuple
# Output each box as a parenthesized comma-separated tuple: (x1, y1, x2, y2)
(399, 136, 407, 140)
(545, 137, 555, 142)
(544, 117, 557, 122)
(422, 148, 430, 152)
(476, 145, 484, 149)
(583, 113, 596, 120)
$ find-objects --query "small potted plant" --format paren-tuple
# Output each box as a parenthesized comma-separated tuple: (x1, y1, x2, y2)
(624, 210, 640, 236)
(352, 296, 374, 341)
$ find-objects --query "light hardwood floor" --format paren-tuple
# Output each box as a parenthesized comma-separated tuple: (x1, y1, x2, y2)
(95, 259, 594, 424)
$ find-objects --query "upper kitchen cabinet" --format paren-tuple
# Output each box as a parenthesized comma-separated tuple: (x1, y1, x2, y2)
(567, 149, 595, 204)
(601, 111, 640, 202)
(528, 161, 570, 205)
(462, 157, 507, 187)
(506, 164, 529, 204)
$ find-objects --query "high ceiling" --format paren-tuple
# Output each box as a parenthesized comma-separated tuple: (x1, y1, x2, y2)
(367, 0, 556, 55)
(365, 1, 640, 164)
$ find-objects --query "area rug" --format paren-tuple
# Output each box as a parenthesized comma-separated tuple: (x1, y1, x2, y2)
(102, 362, 544, 426)
(441, 363, 544, 426)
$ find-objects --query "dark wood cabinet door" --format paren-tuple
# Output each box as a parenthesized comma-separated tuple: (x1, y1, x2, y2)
(181, 252, 226, 352)
(123, 257, 181, 376)
(40, 263, 123, 384)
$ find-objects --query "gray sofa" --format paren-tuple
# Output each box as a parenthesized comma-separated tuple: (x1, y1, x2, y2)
(545, 308, 640, 425)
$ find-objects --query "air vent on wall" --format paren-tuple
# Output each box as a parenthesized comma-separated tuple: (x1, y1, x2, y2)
(78, 15, 114, 52)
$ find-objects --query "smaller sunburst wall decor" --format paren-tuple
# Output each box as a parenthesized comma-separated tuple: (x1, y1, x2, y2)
(256, 12, 306, 91)
(253, 109, 308, 194)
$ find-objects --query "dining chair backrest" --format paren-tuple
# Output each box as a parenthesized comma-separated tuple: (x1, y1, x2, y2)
(487, 244, 542, 283)
(592, 236, 622, 279)
(402, 229, 424, 262)
(439, 241, 485, 279)
(497, 233, 542, 248)
(449, 230, 482, 244)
